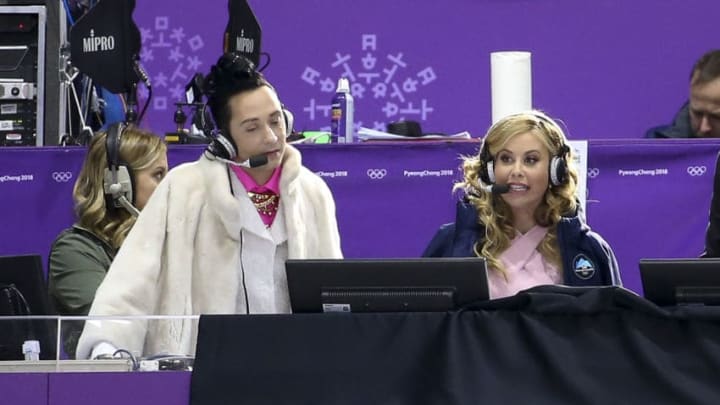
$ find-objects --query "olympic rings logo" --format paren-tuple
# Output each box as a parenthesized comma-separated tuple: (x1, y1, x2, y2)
(52, 171, 73, 182)
(687, 166, 707, 176)
(587, 168, 600, 178)
(366, 169, 387, 180)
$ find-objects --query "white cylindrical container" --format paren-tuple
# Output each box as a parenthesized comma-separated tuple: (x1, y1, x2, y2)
(491, 51, 532, 124)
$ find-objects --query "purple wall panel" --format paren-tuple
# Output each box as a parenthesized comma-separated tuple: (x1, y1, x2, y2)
(2, 140, 719, 294)
(129, 0, 719, 139)
(0, 373, 48, 405)
(48, 372, 190, 405)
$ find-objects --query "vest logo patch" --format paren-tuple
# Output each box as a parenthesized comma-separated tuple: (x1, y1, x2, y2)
(573, 254, 596, 280)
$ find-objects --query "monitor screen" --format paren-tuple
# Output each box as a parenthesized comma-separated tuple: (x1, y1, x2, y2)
(0, 254, 56, 360)
(639, 257, 720, 307)
(285, 258, 489, 313)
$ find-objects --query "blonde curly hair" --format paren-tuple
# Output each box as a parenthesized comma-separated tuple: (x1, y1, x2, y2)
(456, 111, 578, 277)
(72, 126, 167, 250)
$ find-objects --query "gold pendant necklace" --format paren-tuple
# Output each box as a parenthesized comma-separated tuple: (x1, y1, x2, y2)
(247, 191, 279, 216)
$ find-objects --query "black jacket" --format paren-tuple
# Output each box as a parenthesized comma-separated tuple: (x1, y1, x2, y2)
(704, 152, 720, 257)
(645, 102, 695, 139)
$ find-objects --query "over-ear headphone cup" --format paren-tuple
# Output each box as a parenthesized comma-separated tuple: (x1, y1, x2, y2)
(478, 137, 494, 185)
(479, 166, 489, 185)
(103, 165, 134, 207)
(283, 108, 294, 137)
(210, 135, 237, 160)
(206, 105, 291, 162)
(549, 156, 568, 186)
(486, 161, 496, 184)
(117, 166, 134, 204)
(104, 122, 136, 206)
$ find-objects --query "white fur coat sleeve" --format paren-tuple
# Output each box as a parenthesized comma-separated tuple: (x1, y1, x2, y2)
(75, 165, 177, 359)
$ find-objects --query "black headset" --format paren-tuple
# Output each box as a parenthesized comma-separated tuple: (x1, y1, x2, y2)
(206, 106, 294, 161)
(103, 122, 136, 207)
(203, 52, 295, 161)
(478, 112, 570, 187)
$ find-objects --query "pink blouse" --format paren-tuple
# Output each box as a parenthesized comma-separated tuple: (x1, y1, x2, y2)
(487, 225, 562, 299)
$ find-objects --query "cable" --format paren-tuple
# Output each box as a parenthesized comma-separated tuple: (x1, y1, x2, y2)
(113, 349, 139, 371)
(258, 52, 271, 72)
(1, 284, 30, 315)
(133, 62, 153, 124)
(225, 165, 249, 314)
(62, 0, 75, 25)
(13, 285, 31, 315)
(137, 85, 152, 124)
(240, 232, 250, 314)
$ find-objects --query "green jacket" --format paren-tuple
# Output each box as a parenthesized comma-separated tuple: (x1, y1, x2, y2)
(48, 225, 116, 357)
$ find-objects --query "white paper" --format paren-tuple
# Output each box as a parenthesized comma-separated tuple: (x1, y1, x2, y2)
(567, 140, 587, 213)
(357, 127, 471, 141)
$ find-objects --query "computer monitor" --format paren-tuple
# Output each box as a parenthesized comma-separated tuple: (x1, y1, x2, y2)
(285, 258, 489, 313)
(639, 258, 720, 307)
(0, 254, 56, 360)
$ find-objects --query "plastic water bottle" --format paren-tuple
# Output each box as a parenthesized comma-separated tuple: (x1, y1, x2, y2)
(330, 78, 354, 143)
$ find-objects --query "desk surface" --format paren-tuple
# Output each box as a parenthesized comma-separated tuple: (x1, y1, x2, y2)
(191, 287, 720, 404)
(2, 287, 720, 405)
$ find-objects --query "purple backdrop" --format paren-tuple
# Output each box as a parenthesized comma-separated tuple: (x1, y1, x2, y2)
(1, 140, 719, 295)
(128, 0, 720, 140)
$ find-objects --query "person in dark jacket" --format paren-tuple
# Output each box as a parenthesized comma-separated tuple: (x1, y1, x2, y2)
(424, 111, 621, 299)
(703, 152, 720, 257)
(646, 49, 720, 138)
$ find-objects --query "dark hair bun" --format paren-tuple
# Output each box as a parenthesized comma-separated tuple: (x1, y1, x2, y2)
(202, 51, 272, 135)
(203, 52, 258, 98)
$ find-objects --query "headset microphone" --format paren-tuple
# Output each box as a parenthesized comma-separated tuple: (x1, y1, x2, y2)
(204, 150, 269, 168)
(243, 155, 269, 168)
(481, 183, 510, 194)
(117, 196, 140, 217)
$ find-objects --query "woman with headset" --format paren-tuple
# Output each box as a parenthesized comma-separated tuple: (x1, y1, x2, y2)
(76, 52, 343, 359)
(423, 111, 620, 298)
(48, 125, 168, 357)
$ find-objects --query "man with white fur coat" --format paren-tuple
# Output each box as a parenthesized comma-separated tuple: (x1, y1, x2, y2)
(76, 52, 342, 359)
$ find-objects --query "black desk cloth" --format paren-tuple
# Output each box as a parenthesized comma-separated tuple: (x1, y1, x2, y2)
(191, 286, 720, 405)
